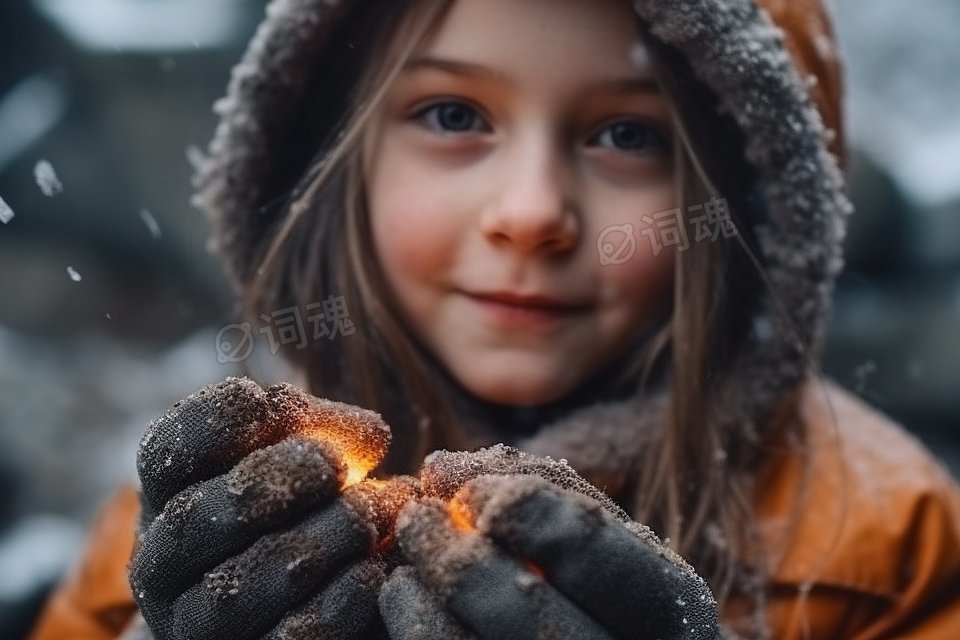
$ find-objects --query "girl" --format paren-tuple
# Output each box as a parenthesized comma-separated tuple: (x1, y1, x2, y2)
(30, 0, 960, 638)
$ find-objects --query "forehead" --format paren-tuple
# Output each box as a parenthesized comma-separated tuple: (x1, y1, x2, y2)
(412, 0, 650, 86)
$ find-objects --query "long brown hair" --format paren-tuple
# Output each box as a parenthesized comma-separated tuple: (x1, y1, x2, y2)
(642, 32, 777, 629)
(244, 0, 788, 632)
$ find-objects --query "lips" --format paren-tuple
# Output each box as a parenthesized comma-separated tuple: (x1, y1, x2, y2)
(466, 290, 592, 311)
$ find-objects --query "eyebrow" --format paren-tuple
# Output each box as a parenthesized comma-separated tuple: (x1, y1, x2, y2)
(402, 56, 662, 95)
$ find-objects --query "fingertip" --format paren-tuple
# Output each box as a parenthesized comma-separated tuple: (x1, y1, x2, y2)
(474, 486, 720, 638)
(454, 474, 556, 531)
(268, 386, 392, 482)
(226, 436, 347, 518)
(341, 475, 420, 544)
(395, 497, 447, 542)
(378, 565, 418, 610)
(419, 446, 527, 501)
(137, 377, 278, 510)
(394, 498, 496, 598)
(265, 559, 387, 640)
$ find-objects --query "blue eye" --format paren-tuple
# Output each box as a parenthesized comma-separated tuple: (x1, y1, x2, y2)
(592, 120, 670, 155)
(412, 101, 487, 133)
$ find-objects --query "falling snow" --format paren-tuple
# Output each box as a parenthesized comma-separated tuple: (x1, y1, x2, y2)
(66, 266, 82, 282)
(630, 42, 650, 70)
(0, 196, 14, 224)
(34, 159, 63, 197)
(185, 145, 205, 171)
(139, 207, 162, 239)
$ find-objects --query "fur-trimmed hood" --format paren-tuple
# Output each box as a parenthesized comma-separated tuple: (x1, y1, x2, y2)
(192, 0, 853, 488)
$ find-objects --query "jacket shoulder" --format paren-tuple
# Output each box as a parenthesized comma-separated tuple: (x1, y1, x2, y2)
(28, 481, 141, 640)
(757, 378, 960, 638)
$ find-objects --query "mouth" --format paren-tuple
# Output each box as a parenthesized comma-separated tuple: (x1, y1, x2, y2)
(463, 290, 592, 326)
(465, 290, 593, 311)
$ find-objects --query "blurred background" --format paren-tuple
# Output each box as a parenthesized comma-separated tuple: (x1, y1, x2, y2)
(0, 0, 958, 637)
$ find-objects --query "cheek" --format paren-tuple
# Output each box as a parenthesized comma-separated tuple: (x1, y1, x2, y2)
(367, 153, 463, 286)
(594, 246, 674, 324)
(589, 182, 677, 315)
(623, 247, 674, 308)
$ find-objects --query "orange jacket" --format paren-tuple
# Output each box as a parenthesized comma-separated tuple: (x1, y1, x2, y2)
(27, 379, 960, 639)
(745, 380, 960, 638)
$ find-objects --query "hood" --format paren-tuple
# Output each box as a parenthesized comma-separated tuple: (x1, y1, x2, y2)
(193, 0, 853, 470)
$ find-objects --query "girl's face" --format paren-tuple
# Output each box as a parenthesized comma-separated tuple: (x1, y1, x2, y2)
(364, 0, 677, 406)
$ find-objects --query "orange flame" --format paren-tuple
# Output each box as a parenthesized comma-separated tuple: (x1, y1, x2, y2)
(298, 400, 391, 489)
(341, 456, 371, 488)
(447, 497, 477, 533)
(302, 426, 379, 488)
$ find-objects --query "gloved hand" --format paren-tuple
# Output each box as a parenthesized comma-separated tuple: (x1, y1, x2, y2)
(379, 446, 722, 640)
(128, 376, 417, 640)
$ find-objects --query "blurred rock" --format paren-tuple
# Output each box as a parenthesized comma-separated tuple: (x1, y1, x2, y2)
(913, 198, 960, 272)
(842, 148, 914, 278)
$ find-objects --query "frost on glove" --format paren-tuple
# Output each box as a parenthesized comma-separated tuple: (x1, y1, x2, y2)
(380, 446, 722, 640)
(128, 377, 417, 640)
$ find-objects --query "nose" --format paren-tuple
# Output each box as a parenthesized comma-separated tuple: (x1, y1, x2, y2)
(480, 132, 579, 255)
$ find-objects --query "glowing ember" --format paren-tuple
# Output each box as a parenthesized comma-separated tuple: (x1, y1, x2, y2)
(447, 496, 477, 533)
(341, 454, 371, 488)
(296, 397, 391, 488)
(298, 432, 374, 487)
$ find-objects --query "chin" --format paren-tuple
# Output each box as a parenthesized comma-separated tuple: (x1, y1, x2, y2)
(459, 370, 573, 407)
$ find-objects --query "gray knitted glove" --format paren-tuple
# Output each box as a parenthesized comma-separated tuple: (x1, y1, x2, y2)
(379, 446, 722, 640)
(128, 377, 413, 640)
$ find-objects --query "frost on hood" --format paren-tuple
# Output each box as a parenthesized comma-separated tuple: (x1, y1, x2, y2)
(0, 195, 14, 224)
(628, 0, 852, 439)
(34, 159, 63, 197)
